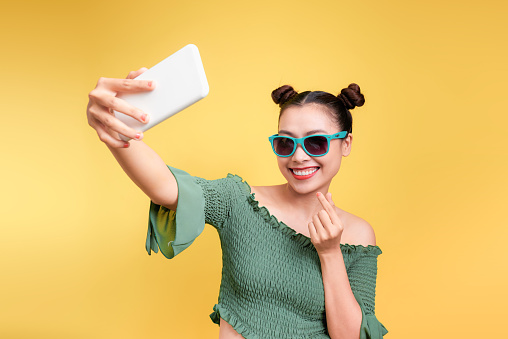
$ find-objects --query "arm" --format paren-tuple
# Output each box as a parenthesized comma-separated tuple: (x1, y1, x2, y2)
(320, 251, 363, 339)
(345, 245, 387, 339)
(106, 140, 178, 209)
(86, 68, 178, 210)
(309, 193, 377, 339)
(319, 219, 377, 339)
(146, 169, 238, 258)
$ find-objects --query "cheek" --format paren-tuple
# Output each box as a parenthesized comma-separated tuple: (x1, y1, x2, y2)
(277, 158, 296, 179)
(320, 155, 342, 173)
(277, 158, 288, 173)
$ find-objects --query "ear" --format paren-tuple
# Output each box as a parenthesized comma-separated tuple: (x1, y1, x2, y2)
(342, 133, 352, 156)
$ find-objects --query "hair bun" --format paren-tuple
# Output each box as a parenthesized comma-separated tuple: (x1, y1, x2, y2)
(337, 83, 365, 110)
(272, 85, 298, 107)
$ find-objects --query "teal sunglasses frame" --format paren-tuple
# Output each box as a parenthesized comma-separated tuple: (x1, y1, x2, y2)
(268, 131, 349, 157)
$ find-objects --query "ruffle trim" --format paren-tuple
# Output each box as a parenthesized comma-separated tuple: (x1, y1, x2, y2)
(353, 287, 389, 338)
(145, 165, 205, 259)
(341, 243, 383, 256)
(226, 173, 383, 255)
(211, 302, 388, 339)
(362, 314, 389, 338)
(210, 304, 259, 339)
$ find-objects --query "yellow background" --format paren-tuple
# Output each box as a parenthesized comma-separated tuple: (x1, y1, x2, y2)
(1, 0, 507, 338)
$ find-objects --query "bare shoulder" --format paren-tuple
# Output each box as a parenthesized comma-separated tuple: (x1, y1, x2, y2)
(250, 185, 281, 201)
(250, 186, 377, 247)
(335, 206, 377, 247)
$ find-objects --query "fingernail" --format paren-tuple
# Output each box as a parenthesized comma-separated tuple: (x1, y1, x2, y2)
(135, 133, 142, 140)
(124, 142, 129, 148)
(147, 81, 153, 87)
(141, 114, 147, 122)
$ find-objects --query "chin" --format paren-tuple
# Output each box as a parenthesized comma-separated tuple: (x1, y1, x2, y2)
(283, 172, 329, 196)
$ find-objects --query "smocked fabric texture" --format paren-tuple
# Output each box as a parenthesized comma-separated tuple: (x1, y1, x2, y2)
(146, 165, 388, 339)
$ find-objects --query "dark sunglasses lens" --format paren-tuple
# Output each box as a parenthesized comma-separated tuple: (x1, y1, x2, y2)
(273, 137, 294, 156)
(304, 136, 328, 155)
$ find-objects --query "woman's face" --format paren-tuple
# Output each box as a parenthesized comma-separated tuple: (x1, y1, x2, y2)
(276, 103, 352, 195)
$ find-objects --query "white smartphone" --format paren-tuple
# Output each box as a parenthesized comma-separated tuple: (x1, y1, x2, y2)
(113, 44, 209, 141)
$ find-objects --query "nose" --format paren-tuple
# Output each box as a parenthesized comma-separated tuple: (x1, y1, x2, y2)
(291, 143, 310, 162)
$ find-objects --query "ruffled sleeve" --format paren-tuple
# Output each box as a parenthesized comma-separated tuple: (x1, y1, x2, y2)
(345, 245, 389, 338)
(145, 165, 236, 259)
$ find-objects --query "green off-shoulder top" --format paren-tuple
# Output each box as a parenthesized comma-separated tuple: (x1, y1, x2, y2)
(145, 165, 388, 339)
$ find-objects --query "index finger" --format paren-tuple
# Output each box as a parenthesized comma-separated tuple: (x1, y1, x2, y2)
(96, 77, 154, 93)
(126, 67, 149, 80)
(316, 192, 333, 211)
(316, 192, 341, 224)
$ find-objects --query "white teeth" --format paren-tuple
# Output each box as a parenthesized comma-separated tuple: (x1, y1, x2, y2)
(292, 168, 318, 176)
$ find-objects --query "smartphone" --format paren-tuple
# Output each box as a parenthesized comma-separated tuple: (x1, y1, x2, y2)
(113, 44, 209, 141)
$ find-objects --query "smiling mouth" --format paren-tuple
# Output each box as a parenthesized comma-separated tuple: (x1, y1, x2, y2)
(290, 167, 319, 175)
(289, 167, 320, 179)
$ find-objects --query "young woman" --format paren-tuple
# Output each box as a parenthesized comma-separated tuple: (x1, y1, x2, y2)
(86, 67, 388, 339)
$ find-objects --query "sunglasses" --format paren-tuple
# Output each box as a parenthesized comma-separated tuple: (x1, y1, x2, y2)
(268, 131, 348, 157)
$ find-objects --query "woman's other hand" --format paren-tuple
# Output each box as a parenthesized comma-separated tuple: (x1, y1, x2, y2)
(308, 192, 344, 257)
(86, 67, 155, 148)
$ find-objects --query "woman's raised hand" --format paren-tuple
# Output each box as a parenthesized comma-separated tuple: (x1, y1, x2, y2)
(86, 67, 155, 148)
(308, 192, 344, 257)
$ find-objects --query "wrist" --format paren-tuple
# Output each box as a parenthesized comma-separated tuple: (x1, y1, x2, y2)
(317, 248, 343, 262)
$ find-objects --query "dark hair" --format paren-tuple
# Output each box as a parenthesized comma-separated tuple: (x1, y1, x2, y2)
(271, 84, 365, 134)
